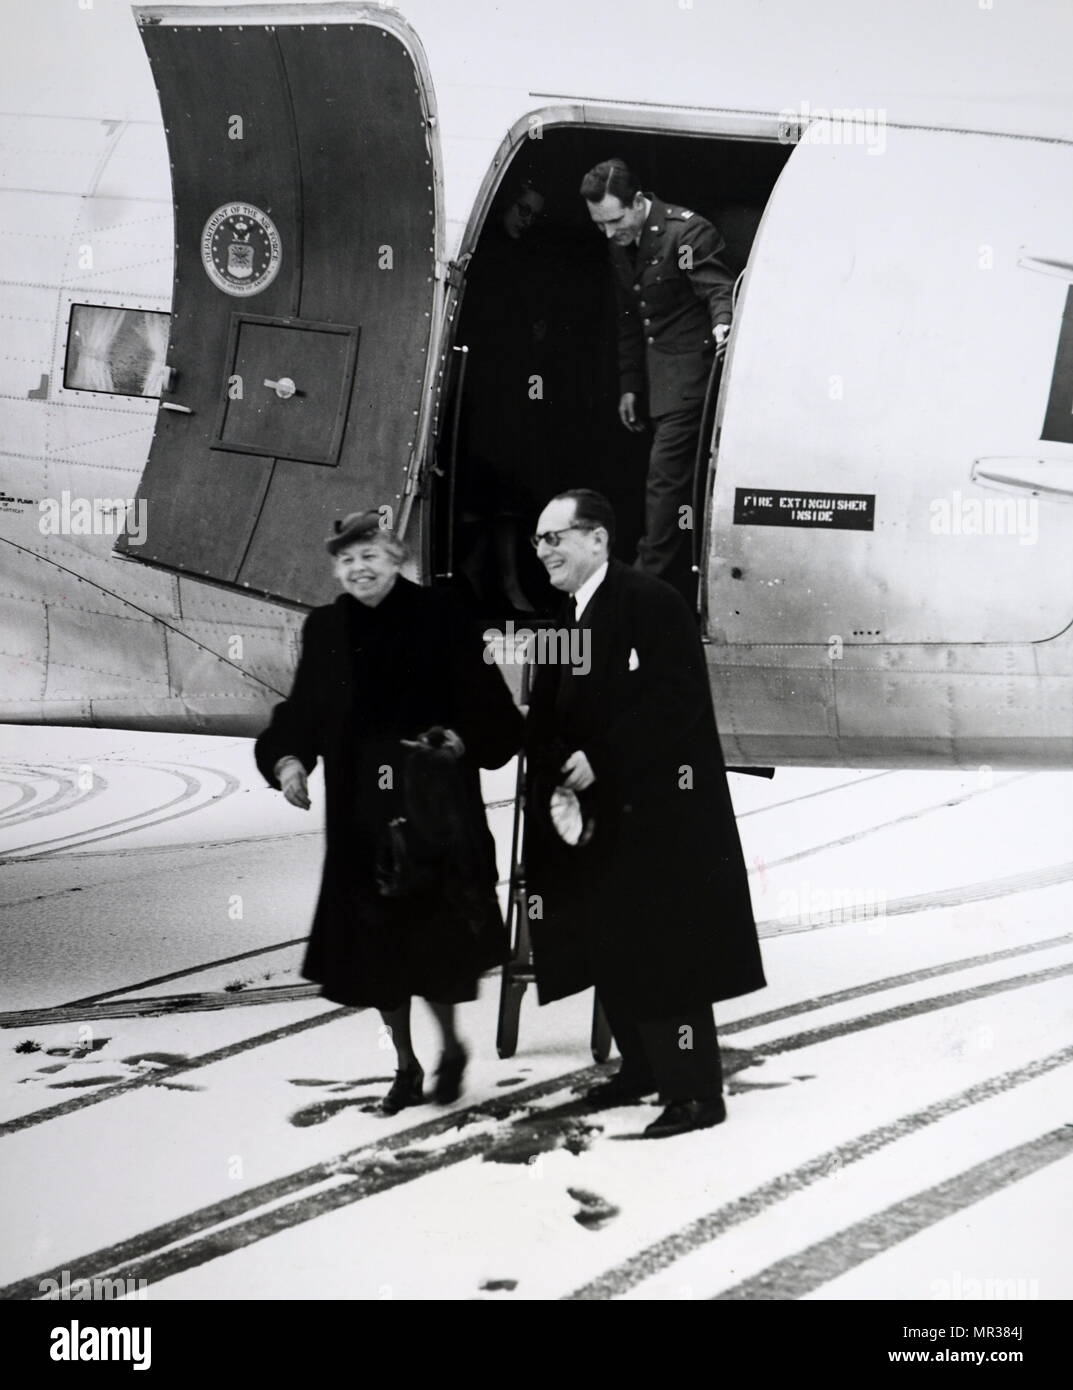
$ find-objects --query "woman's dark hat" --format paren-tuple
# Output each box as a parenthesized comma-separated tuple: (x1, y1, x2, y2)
(326, 509, 392, 555)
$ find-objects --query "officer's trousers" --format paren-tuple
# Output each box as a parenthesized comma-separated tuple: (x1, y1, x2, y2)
(634, 403, 704, 598)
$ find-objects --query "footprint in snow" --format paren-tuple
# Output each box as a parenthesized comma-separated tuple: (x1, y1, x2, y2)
(568, 1187, 621, 1232)
(482, 1117, 602, 1165)
(288, 1076, 392, 1090)
(121, 1052, 189, 1067)
(47, 1076, 129, 1089)
(289, 1096, 385, 1127)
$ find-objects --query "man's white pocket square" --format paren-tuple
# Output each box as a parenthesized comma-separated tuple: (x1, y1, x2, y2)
(627, 647, 640, 671)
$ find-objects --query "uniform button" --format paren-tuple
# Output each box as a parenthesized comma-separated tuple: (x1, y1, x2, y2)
(643, 318, 651, 326)
(632, 283, 640, 292)
(647, 336, 655, 344)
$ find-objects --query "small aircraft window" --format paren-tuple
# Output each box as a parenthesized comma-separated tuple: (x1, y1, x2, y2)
(63, 304, 169, 398)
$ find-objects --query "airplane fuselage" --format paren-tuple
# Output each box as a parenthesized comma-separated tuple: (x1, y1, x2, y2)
(1, 0, 1071, 767)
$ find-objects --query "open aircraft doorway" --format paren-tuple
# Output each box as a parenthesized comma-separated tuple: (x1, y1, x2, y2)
(431, 126, 792, 625)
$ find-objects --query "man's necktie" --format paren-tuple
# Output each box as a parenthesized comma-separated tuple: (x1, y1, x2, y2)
(554, 597, 579, 718)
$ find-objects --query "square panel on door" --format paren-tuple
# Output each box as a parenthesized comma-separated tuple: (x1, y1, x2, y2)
(213, 314, 359, 466)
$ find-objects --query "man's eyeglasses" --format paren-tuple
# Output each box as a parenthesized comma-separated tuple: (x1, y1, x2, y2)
(529, 525, 594, 550)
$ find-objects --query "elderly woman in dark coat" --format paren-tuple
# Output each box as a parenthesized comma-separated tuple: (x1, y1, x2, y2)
(255, 511, 522, 1113)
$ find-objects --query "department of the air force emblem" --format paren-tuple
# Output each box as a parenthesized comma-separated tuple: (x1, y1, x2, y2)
(200, 203, 282, 296)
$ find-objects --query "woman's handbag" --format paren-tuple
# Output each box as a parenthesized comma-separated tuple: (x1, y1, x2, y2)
(374, 727, 488, 934)
(374, 815, 432, 899)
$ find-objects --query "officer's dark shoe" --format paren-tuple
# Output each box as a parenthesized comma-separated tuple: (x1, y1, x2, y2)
(379, 1063, 425, 1115)
(643, 1094, 726, 1139)
(581, 1067, 659, 1109)
(433, 1047, 468, 1105)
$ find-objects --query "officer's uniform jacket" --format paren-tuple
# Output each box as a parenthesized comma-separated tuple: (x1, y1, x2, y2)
(609, 194, 736, 418)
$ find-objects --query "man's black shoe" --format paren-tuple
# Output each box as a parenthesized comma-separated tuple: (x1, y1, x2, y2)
(580, 1069, 658, 1109)
(643, 1094, 726, 1138)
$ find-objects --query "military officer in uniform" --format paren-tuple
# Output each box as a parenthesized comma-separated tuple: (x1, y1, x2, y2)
(580, 158, 736, 597)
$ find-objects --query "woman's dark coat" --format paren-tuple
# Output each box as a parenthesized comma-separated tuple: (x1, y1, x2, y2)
(255, 578, 522, 1009)
(524, 559, 765, 1020)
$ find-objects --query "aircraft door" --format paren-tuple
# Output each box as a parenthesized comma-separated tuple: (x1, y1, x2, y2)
(117, 7, 438, 607)
(706, 126, 1073, 647)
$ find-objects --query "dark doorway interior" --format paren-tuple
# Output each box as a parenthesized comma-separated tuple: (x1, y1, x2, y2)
(435, 126, 792, 619)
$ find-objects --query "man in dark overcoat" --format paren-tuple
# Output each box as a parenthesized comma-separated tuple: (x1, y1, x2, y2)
(581, 158, 736, 597)
(525, 489, 765, 1138)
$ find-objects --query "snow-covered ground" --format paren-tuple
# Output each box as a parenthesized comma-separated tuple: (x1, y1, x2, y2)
(1, 727, 1070, 1301)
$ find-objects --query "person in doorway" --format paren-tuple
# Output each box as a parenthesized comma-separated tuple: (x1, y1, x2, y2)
(255, 511, 522, 1113)
(456, 176, 552, 614)
(581, 158, 736, 598)
(524, 488, 765, 1138)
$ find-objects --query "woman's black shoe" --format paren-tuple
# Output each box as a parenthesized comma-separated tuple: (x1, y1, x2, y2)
(433, 1047, 468, 1104)
(379, 1064, 425, 1115)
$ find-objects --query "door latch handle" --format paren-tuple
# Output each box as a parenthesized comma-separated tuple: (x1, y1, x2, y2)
(263, 377, 298, 400)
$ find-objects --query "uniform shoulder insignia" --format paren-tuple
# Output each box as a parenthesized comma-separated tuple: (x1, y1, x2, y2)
(670, 208, 694, 219)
